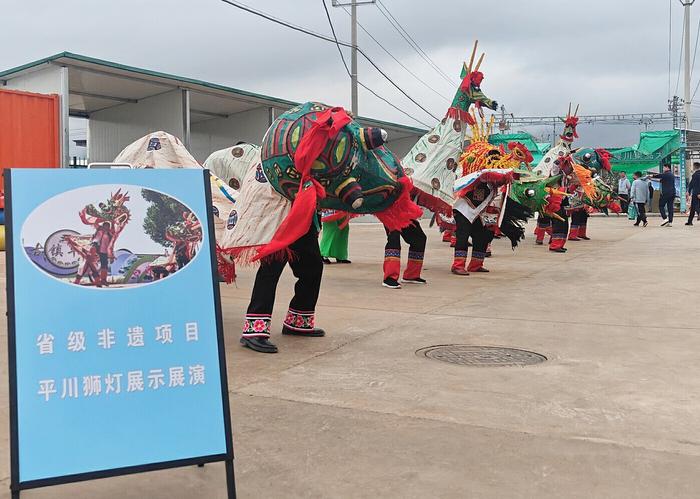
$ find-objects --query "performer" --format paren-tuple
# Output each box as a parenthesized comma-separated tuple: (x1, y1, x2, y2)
(91, 222, 113, 287)
(383, 219, 427, 288)
(534, 215, 551, 245)
(568, 208, 589, 241)
(451, 169, 516, 275)
(219, 103, 421, 353)
(532, 105, 580, 253)
(549, 205, 569, 252)
(242, 218, 325, 353)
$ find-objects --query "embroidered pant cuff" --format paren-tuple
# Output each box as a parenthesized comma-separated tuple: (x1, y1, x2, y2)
(284, 308, 316, 332)
(242, 315, 271, 338)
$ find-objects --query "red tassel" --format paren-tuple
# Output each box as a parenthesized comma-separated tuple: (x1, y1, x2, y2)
(594, 148, 612, 171)
(375, 177, 424, 231)
(216, 246, 237, 284)
(413, 189, 453, 217)
(544, 193, 564, 215)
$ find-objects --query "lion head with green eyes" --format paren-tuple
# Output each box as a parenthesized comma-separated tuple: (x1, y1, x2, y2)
(260, 101, 411, 214)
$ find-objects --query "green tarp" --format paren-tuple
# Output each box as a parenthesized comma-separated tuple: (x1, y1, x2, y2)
(489, 132, 550, 165)
(609, 130, 680, 175)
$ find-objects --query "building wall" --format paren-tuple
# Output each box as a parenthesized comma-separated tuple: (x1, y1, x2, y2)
(4, 64, 69, 166)
(385, 135, 419, 159)
(190, 107, 274, 162)
(88, 90, 184, 162)
(3, 64, 63, 95)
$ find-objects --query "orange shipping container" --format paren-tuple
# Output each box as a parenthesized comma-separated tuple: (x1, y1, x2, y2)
(0, 88, 61, 208)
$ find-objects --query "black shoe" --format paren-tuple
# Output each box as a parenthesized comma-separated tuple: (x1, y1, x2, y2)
(282, 325, 326, 337)
(686, 222, 693, 226)
(485, 251, 492, 258)
(535, 240, 544, 245)
(322, 257, 332, 264)
(633, 223, 640, 226)
(643, 221, 648, 227)
(473, 267, 490, 272)
(549, 248, 567, 253)
(401, 277, 427, 284)
(240, 336, 278, 353)
(382, 278, 402, 289)
(336, 259, 352, 264)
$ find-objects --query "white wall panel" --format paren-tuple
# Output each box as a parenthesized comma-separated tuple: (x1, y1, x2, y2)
(88, 90, 184, 162)
(4, 65, 62, 95)
(387, 136, 419, 159)
(190, 107, 271, 162)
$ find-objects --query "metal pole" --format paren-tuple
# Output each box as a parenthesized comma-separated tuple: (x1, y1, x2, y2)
(182, 89, 191, 151)
(683, 0, 695, 130)
(60, 66, 70, 168)
(350, 0, 358, 115)
(680, 127, 688, 212)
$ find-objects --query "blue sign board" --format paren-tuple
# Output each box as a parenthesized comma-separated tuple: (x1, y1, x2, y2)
(5, 169, 234, 496)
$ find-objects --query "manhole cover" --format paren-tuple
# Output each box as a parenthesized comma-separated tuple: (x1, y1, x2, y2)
(416, 345, 546, 367)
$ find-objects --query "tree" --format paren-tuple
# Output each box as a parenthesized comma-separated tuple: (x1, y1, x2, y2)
(141, 189, 188, 247)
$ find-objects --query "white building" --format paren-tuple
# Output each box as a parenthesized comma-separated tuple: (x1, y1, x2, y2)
(0, 52, 426, 166)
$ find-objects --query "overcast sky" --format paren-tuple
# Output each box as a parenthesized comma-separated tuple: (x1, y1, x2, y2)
(1, 0, 693, 147)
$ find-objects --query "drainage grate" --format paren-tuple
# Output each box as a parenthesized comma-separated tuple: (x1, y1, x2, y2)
(416, 345, 547, 367)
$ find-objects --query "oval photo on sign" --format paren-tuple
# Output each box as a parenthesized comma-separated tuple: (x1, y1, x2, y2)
(21, 184, 203, 289)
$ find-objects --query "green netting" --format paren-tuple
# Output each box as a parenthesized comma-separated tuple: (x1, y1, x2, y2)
(489, 132, 548, 165)
(609, 130, 680, 174)
(535, 142, 552, 154)
(636, 130, 680, 156)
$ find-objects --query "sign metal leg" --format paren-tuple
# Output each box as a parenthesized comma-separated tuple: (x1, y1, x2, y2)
(225, 459, 237, 499)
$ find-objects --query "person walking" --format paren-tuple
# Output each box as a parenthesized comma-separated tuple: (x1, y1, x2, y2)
(647, 180, 654, 212)
(650, 164, 676, 226)
(630, 171, 649, 227)
(686, 162, 700, 225)
(617, 172, 631, 213)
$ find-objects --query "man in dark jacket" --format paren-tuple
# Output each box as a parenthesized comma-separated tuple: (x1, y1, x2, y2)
(686, 162, 700, 225)
(649, 164, 676, 226)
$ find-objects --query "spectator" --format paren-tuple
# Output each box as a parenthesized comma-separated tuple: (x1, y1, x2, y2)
(686, 162, 700, 226)
(649, 164, 676, 226)
(630, 171, 649, 227)
(617, 172, 631, 213)
(647, 180, 654, 212)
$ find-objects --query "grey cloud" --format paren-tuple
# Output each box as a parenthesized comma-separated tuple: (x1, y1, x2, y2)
(0, 0, 688, 148)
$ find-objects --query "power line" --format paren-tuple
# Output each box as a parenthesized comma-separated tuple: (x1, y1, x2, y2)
(218, 0, 439, 122)
(321, 0, 432, 127)
(374, 0, 457, 87)
(340, 6, 451, 102)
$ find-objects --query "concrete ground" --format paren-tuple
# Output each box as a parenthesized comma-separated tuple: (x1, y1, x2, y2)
(1, 215, 699, 498)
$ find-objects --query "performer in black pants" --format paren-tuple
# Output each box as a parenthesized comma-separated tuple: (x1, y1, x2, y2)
(241, 220, 325, 353)
(635, 202, 648, 226)
(382, 219, 427, 289)
(686, 162, 700, 225)
(649, 164, 676, 226)
(569, 209, 590, 240)
(451, 212, 491, 274)
(549, 206, 569, 252)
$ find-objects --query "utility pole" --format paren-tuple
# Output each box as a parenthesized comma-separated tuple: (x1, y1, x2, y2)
(351, 0, 358, 116)
(681, 0, 695, 129)
(333, 0, 376, 115)
(669, 95, 681, 129)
